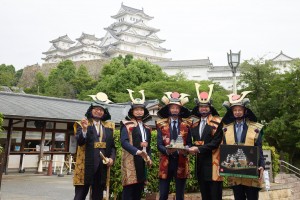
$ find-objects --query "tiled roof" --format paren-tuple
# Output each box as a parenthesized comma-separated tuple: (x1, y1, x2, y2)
(154, 59, 211, 68)
(0, 92, 158, 125)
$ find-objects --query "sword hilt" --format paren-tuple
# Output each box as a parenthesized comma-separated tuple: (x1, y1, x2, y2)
(99, 151, 109, 164)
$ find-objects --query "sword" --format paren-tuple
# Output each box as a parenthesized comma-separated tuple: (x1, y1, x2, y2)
(100, 151, 110, 200)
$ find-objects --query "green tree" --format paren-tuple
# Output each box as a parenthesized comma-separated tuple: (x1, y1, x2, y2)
(24, 72, 47, 94)
(0, 64, 16, 86)
(14, 69, 23, 86)
(44, 60, 76, 98)
(239, 59, 278, 122)
(264, 61, 300, 163)
(72, 65, 97, 99)
(239, 58, 300, 164)
(89, 56, 168, 101)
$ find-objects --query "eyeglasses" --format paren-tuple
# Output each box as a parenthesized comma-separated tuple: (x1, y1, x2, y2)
(93, 107, 104, 112)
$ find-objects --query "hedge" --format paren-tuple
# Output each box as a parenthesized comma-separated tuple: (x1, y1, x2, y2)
(107, 130, 279, 198)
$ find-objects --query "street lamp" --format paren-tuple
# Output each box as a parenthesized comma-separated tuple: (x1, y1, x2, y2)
(227, 50, 241, 94)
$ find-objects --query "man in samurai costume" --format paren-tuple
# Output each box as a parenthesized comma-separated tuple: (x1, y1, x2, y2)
(188, 83, 223, 200)
(156, 91, 192, 200)
(73, 92, 116, 200)
(219, 91, 265, 200)
(120, 89, 152, 200)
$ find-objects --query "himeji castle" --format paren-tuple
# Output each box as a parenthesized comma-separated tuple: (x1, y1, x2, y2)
(42, 3, 170, 63)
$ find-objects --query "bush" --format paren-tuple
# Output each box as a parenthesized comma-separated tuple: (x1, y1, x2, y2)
(110, 130, 199, 198)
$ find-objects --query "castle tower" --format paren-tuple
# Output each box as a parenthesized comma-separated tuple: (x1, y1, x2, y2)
(42, 35, 75, 63)
(100, 3, 171, 62)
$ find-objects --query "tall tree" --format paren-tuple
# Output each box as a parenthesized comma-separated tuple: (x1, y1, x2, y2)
(88, 56, 168, 101)
(44, 60, 76, 98)
(240, 58, 300, 164)
(72, 65, 97, 99)
(0, 64, 16, 86)
(239, 59, 278, 122)
(264, 61, 300, 163)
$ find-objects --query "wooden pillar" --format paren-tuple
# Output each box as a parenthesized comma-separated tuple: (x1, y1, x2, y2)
(37, 121, 46, 173)
(19, 119, 27, 173)
(4, 119, 13, 175)
(0, 152, 5, 190)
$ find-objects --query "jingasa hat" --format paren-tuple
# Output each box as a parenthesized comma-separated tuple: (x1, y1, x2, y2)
(191, 83, 219, 117)
(222, 91, 257, 124)
(126, 89, 151, 122)
(222, 91, 252, 108)
(85, 92, 112, 121)
(157, 92, 191, 118)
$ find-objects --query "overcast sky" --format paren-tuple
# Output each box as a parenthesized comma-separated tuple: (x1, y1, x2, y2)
(1, 0, 299, 70)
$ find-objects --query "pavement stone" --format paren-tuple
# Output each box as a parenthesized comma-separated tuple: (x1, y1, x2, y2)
(1, 173, 77, 200)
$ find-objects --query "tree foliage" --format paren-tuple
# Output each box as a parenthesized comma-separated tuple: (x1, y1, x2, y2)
(85, 56, 168, 101)
(0, 64, 16, 86)
(239, 59, 300, 164)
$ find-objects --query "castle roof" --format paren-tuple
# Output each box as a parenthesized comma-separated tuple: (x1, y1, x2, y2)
(271, 51, 294, 62)
(111, 3, 153, 20)
(76, 32, 101, 42)
(50, 35, 75, 44)
(155, 59, 212, 68)
(110, 20, 159, 33)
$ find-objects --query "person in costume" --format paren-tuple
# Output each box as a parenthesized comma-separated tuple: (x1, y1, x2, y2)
(219, 91, 265, 200)
(73, 92, 116, 200)
(188, 83, 223, 200)
(120, 89, 152, 200)
(156, 91, 192, 200)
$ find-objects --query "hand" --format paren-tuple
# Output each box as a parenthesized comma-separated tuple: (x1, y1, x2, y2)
(107, 158, 114, 167)
(137, 150, 147, 158)
(147, 159, 152, 167)
(81, 118, 88, 132)
(140, 142, 148, 148)
(258, 167, 264, 180)
(188, 146, 199, 155)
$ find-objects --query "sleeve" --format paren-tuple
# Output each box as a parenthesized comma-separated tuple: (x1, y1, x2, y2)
(256, 129, 265, 168)
(157, 127, 168, 155)
(198, 124, 223, 155)
(109, 130, 116, 161)
(120, 126, 139, 155)
(147, 129, 152, 159)
(76, 125, 86, 146)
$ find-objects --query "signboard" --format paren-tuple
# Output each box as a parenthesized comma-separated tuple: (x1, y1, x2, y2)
(263, 149, 273, 182)
(219, 145, 259, 178)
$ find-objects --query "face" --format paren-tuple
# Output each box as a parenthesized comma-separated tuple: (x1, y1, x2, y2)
(91, 107, 105, 119)
(169, 104, 181, 116)
(232, 106, 245, 119)
(198, 105, 210, 114)
(132, 107, 144, 118)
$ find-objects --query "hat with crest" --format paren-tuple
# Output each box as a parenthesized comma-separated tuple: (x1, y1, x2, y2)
(191, 83, 219, 117)
(126, 89, 151, 122)
(157, 91, 191, 118)
(222, 91, 257, 124)
(85, 92, 112, 121)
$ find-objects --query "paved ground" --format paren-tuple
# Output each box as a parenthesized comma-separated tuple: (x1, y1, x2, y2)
(1, 172, 77, 200)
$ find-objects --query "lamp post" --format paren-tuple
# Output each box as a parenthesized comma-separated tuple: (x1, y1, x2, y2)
(227, 50, 241, 94)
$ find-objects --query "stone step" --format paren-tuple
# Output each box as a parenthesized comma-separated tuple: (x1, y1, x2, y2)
(292, 184, 300, 192)
(292, 192, 300, 200)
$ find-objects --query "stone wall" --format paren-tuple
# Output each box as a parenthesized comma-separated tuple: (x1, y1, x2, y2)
(18, 59, 110, 88)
